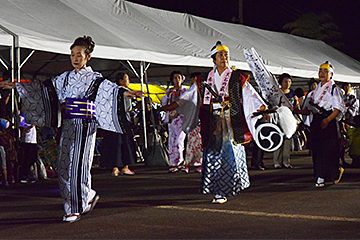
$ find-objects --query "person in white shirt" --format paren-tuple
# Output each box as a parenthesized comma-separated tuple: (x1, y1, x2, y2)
(296, 61, 346, 187)
(19, 113, 38, 183)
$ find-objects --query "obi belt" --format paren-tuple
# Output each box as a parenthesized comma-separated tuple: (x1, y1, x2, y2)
(64, 98, 96, 119)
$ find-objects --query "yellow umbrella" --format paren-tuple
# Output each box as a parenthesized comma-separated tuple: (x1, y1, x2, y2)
(128, 83, 167, 104)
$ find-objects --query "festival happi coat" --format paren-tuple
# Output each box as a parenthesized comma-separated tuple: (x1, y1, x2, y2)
(303, 78, 345, 121)
(303, 62, 346, 185)
(177, 68, 264, 147)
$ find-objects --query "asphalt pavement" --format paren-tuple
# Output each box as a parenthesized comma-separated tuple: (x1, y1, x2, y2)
(1, 150, 360, 239)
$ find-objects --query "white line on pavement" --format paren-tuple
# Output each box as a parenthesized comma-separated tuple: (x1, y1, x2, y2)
(156, 205, 360, 222)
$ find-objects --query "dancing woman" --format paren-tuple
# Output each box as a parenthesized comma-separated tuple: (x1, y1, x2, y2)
(14, 36, 142, 222)
(159, 41, 268, 203)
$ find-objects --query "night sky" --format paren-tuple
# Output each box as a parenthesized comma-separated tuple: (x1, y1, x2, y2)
(128, 0, 360, 62)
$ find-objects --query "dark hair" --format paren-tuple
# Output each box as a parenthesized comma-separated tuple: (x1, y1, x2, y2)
(341, 82, 351, 89)
(2, 70, 11, 81)
(115, 72, 127, 82)
(211, 41, 222, 60)
(354, 115, 360, 128)
(307, 77, 319, 86)
(294, 88, 304, 98)
(169, 70, 182, 82)
(70, 36, 95, 55)
(278, 73, 292, 85)
(190, 72, 202, 79)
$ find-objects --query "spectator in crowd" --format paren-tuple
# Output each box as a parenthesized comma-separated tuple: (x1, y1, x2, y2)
(135, 97, 162, 134)
(250, 127, 267, 171)
(295, 88, 305, 111)
(160, 71, 187, 173)
(37, 126, 59, 172)
(0, 145, 7, 186)
(0, 70, 17, 184)
(101, 72, 136, 176)
(342, 82, 359, 126)
(273, 73, 298, 169)
(0, 70, 12, 108)
(182, 72, 203, 173)
(306, 78, 319, 97)
(0, 118, 9, 186)
(347, 115, 360, 168)
(19, 110, 38, 184)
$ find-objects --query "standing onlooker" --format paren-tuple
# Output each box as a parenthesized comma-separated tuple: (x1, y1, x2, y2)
(295, 88, 305, 111)
(347, 115, 360, 167)
(0, 145, 7, 186)
(342, 82, 359, 126)
(0, 118, 9, 186)
(306, 78, 319, 97)
(273, 73, 298, 169)
(101, 72, 136, 176)
(0, 70, 17, 184)
(161, 71, 187, 173)
(295, 61, 346, 187)
(250, 123, 267, 171)
(19, 112, 38, 183)
(182, 72, 203, 173)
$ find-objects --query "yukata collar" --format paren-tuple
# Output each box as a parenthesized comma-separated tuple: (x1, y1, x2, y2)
(71, 66, 93, 76)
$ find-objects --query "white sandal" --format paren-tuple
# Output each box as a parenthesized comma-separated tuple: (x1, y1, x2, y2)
(63, 213, 80, 223)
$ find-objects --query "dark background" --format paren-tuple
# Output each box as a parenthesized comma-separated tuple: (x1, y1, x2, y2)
(128, 0, 360, 62)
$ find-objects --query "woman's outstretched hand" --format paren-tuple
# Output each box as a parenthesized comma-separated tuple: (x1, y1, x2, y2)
(124, 90, 144, 98)
(0, 82, 15, 89)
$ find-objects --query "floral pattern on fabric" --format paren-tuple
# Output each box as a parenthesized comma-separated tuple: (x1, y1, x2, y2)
(168, 114, 186, 166)
(185, 125, 202, 166)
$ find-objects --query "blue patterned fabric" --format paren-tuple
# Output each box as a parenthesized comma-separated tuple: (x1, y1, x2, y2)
(202, 141, 250, 197)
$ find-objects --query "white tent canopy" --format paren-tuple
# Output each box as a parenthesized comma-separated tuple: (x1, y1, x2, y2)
(0, 0, 360, 82)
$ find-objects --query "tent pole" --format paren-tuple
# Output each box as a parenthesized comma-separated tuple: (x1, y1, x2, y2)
(14, 36, 21, 141)
(0, 55, 9, 69)
(119, 60, 139, 78)
(10, 38, 14, 121)
(127, 60, 140, 78)
(20, 50, 35, 68)
(0, 24, 20, 128)
(140, 61, 147, 149)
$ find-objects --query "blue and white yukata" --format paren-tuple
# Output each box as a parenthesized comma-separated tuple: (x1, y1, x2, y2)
(17, 66, 126, 216)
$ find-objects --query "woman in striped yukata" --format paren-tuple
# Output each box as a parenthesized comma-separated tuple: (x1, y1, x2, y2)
(15, 36, 142, 222)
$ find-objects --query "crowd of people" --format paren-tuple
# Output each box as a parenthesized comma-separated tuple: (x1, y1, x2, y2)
(0, 36, 359, 223)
